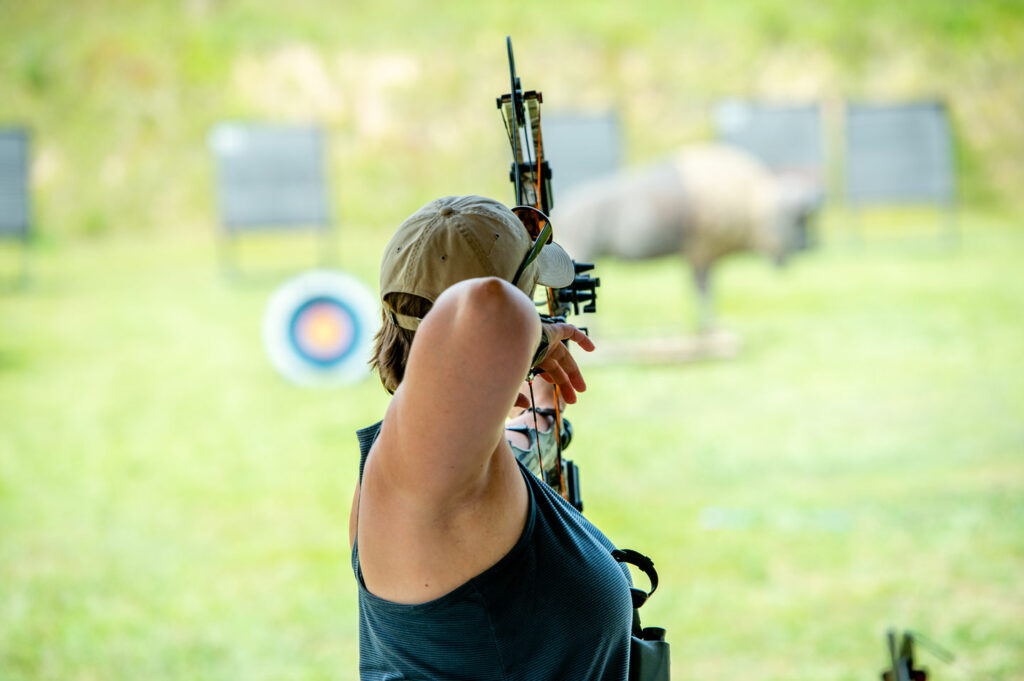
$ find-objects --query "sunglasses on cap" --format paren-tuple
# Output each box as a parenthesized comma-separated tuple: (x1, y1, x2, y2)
(510, 205, 553, 287)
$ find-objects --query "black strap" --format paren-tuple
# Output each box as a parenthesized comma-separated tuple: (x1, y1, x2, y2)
(612, 548, 659, 608)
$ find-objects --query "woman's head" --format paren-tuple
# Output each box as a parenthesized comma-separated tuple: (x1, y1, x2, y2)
(370, 195, 574, 392)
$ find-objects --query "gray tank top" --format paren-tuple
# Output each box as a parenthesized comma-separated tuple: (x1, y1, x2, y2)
(352, 421, 633, 680)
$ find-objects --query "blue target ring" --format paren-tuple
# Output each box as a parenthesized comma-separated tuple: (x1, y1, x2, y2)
(263, 270, 378, 387)
(287, 296, 360, 367)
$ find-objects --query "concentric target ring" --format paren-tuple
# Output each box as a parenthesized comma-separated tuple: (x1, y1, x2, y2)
(262, 269, 378, 387)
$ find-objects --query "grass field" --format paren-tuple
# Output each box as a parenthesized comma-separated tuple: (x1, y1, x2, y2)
(1, 209, 1022, 680)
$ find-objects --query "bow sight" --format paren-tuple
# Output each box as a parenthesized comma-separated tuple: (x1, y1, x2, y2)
(549, 261, 599, 319)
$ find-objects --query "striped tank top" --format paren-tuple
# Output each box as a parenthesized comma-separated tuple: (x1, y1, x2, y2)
(352, 421, 633, 680)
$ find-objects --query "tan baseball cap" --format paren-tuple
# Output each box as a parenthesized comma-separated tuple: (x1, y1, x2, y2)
(380, 195, 575, 330)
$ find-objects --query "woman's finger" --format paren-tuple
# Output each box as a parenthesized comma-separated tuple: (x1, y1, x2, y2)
(540, 361, 570, 389)
(566, 326, 595, 352)
(543, 323, 595, 353)
(539, 370, 577, 403)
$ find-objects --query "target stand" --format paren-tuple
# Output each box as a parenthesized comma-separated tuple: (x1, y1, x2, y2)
(262, 269, 378, 387)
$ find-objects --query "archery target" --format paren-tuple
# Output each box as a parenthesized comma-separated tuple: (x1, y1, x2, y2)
(262, 269, 378, 387)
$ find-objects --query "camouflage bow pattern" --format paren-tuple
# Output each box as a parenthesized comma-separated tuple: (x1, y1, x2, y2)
(497, 36, 599, 511)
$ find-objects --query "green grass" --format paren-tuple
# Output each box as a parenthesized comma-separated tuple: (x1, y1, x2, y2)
(1, 209, 1023, 680)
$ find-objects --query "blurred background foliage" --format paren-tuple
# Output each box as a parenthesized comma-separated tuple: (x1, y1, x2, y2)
(1, 1, 1023, 680)
(2, 0, 1023, 240)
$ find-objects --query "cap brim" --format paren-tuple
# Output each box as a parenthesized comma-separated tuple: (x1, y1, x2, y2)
(535, 242, 576, 289)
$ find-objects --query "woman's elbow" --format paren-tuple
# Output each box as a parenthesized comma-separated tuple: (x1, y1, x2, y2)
(464, 277, 538, 330)
(434, 278, 539, 354)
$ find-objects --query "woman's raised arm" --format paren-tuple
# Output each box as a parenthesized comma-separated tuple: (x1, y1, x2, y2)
(372, 277, 540, 501)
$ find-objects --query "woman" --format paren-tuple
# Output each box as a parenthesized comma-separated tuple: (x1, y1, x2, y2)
(349, 195, 633, 680)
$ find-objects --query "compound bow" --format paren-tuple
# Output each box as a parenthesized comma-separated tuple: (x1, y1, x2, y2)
(497, 36, 599, 511)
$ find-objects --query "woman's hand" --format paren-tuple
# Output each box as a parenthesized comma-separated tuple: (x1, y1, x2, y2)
(531, 322, 595, 405)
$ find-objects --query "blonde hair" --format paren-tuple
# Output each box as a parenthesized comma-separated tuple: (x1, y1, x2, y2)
(370, 293, 433, 393)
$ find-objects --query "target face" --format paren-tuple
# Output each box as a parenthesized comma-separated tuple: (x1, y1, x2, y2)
(263, 270, 378, 387)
